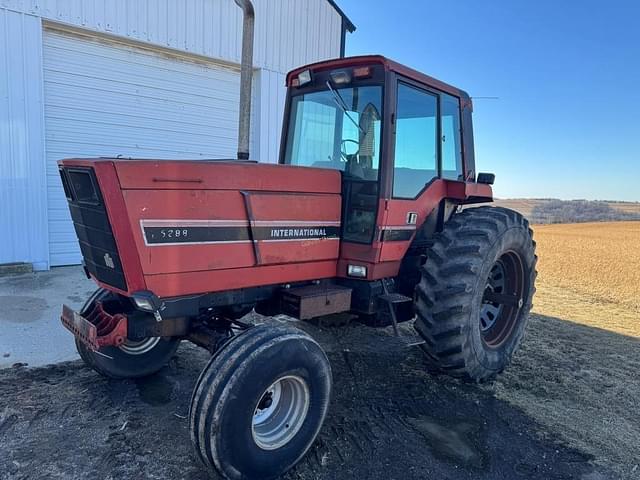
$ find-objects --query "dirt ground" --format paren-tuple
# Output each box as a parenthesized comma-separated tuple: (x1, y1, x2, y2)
(489, 312, 640, 480)
(0, 317, 611, 480)
(1, 221, 638, 480)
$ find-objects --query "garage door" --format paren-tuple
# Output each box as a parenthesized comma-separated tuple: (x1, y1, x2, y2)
(43, 29, 241, 266)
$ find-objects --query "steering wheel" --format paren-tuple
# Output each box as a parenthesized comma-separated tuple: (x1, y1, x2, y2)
(340, 139, 359, 162)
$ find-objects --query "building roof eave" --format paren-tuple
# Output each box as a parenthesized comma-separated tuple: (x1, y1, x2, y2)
(325, 0, 356, 33)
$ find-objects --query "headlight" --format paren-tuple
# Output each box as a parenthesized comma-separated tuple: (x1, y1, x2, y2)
(347, 265, 367, 278)
(297, 69, 312, 86)
(330, 69, 351, 85)
(132, 291, 162, 312)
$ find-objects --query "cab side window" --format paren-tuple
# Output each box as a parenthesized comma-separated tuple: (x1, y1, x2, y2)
(393, 83, 438, 198)
(441, 93, 463, 180)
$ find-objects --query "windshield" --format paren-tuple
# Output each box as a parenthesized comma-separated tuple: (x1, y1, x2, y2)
(283, 85, 383, 181)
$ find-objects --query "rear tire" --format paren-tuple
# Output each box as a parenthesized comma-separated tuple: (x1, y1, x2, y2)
(75, 288, 180, 379)
(189, 322, 331, 480)
(414, 207, 537, 382)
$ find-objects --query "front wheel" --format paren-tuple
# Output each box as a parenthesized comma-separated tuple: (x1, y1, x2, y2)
(189, 323, 332, 480)
(414, 207, 537, 382)
(75, 288, 180, 379)
(75, 336, 180, 379)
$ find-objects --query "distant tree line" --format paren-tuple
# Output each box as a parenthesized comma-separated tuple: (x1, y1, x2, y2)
(530, 199, 640, 224)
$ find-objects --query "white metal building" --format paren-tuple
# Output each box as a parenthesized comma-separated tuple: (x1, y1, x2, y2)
(0, 0, 354, 270)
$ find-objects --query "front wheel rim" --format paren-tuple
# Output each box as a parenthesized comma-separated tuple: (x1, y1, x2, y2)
(480, 251, 527, 348)
(252, 375, 310, 450)
(118, 337, 161, 355)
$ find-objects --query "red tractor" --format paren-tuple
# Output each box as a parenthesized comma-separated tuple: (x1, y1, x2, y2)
(58, 13, 536, 478)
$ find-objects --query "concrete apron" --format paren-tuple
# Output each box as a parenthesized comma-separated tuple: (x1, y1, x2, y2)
(0, 266, 94, 368)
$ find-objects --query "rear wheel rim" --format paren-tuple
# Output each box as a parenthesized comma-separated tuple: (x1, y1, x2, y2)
(252, 375, 310, 450)
(480, 251, 526, 348)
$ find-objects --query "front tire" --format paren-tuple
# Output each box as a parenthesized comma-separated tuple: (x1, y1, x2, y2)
(414, 207, 537, 382)
(189, 323, 332, 480)
(75, 288, 180, 379)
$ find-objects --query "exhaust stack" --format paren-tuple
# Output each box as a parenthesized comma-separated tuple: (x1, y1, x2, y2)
(234, 0, 255, 160)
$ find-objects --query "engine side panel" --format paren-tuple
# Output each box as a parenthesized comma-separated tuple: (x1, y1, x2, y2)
(116, 162, 342, 296)
(144, 260, 338, 298)
(59, 159, 343, 298)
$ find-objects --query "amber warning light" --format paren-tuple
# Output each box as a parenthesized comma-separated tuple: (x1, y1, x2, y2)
(353, 66, 372, 79)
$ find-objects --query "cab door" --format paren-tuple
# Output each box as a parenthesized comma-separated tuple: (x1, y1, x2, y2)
(379, 79, 464, 265)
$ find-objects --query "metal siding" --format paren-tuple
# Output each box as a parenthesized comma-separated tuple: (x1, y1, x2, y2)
(0, 0, 343, 72)
(0, 10, 49, 269)
(43, 29, 242, 266)
(255, 68, 287, 164)
(1, 0, 344, 268)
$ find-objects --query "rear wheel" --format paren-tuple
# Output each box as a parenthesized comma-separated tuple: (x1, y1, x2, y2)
(414, 207, 537, 382)
(75, 288, 180, 379)
(189, 322, 331, 480)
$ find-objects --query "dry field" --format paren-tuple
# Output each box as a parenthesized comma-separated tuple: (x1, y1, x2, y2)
(487, 220, 640, 479)
(532, 221, 640, 334)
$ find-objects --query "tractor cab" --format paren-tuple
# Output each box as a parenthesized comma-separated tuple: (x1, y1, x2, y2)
(281, 56, 492, 285)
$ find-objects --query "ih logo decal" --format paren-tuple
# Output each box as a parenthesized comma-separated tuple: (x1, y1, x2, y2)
(103, 253, 115, 269)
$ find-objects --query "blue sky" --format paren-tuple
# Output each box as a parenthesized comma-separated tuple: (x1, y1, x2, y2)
(339, 0, 640, 201)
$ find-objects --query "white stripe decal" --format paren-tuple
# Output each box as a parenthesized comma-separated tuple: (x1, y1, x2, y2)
(252, 220, 341, 227)
(140, 219, 341, 228)
(142, 240, 253, 247)
(141, 219, 249, 228)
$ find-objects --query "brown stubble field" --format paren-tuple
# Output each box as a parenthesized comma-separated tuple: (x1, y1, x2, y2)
(485, 221, 640, 479)
(531, 221, 640, 334)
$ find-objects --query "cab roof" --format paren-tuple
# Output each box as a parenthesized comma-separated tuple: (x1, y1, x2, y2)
(286, 55, 471, 102)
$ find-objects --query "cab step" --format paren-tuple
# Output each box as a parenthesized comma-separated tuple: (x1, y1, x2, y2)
(378, 292, 413, 304)
(380, 280, 414, 335)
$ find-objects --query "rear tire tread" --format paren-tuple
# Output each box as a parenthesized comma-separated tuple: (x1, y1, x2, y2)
(414, 206, 537, 382)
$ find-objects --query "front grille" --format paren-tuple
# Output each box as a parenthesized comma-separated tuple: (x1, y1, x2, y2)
(59, 167, 127, 291)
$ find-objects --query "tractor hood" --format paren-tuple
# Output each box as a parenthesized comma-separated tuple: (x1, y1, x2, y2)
(113, 159, 341, 194)
(58, 158, 342, 298)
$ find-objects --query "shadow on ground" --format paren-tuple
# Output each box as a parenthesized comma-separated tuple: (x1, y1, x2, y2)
(488, 312, 640, 480)
(0, 316, 619, 480)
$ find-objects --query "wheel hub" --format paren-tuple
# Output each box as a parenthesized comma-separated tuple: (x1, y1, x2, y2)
(252, 375, 310, 450)
(480, 262, 506, 332)
(480, 251, 526, 348)
(258, 391, 274, 410)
